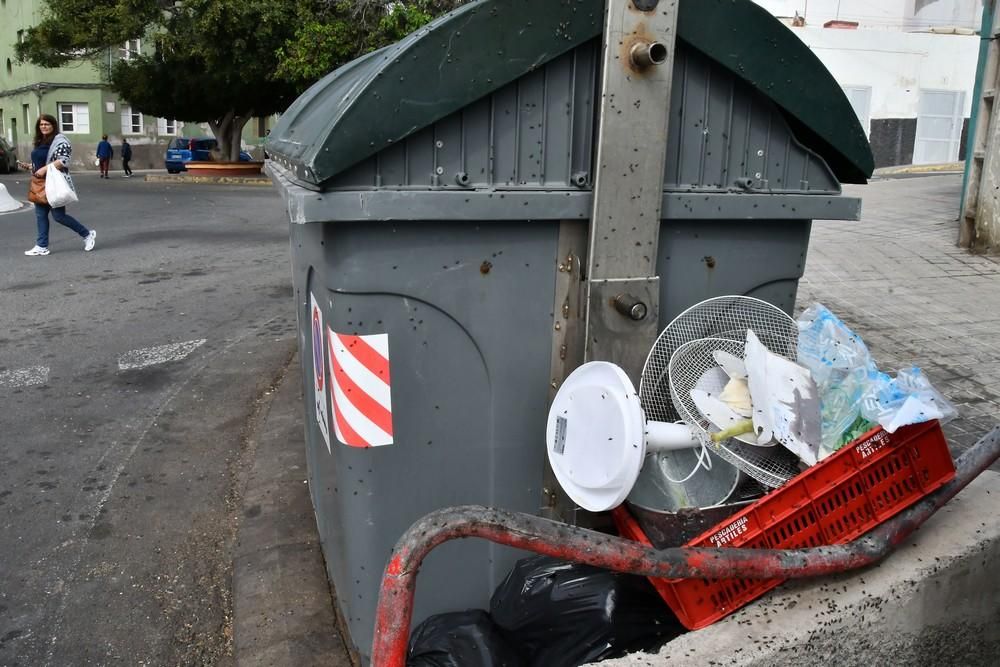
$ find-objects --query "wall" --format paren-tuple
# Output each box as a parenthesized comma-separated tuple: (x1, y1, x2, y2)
(754, 0, 906, 29)
(905, 0, 982, 30)
(754, 0, 981, 29)
(784, 26, 979, 166)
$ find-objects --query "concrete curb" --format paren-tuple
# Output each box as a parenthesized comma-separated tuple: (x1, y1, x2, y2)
(597, 470, 1000, 667)
(873, 161, 964, 176)
(144, 174, 272, 186)
(233, 357, 352, 666)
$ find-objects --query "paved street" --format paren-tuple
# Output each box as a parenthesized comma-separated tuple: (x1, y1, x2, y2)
(0, 172, 295, 666)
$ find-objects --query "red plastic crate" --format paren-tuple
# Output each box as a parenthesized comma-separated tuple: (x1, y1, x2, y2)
(613, 420, 956, 630)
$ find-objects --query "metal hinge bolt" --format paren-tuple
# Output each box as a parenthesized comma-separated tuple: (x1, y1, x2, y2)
(613, 293, 648, 321)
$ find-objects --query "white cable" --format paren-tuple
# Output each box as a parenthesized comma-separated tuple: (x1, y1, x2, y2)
(656, 425, 714, 485)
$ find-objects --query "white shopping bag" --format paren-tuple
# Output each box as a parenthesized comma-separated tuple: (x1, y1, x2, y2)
(45, 167, 78, 208)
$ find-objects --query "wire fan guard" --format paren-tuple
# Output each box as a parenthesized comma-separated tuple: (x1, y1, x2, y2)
(668, 337, 802, 488)
(640, 296, 798, 424)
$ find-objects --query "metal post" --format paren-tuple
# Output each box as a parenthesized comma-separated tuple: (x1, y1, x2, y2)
(584, 0, 678, 381)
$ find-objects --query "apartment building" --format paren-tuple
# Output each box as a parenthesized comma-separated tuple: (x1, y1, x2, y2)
(754, 0, 980, 167)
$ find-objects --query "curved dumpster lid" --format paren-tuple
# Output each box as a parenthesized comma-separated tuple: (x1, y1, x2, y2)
(268, 0, 873, 187)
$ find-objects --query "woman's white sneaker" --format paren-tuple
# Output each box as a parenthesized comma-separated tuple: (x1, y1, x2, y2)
(25, 246, 50, 256)
(84, 230, 96, 251)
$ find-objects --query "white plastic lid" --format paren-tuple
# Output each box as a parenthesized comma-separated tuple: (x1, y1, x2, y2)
(546, 362, 646, 512)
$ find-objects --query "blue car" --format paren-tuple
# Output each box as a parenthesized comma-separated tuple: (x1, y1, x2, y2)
(164, 137, 253, 173)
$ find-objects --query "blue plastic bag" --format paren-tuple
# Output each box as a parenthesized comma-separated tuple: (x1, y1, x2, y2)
(797, 304, 957, 458)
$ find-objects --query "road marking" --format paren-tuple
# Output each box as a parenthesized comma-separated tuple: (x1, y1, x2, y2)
(0, 366, 50, 388)
(117, 339, 207, 371)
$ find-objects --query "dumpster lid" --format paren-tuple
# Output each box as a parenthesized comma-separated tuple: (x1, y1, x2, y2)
(268, 0, 873, 188)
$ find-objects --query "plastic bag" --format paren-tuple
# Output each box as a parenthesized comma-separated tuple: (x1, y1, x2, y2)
(797, 303, 957, 456)
(796, 303, 877, 455)
(859, 366, 958, 434)
(408, 610, 523, 667)
(45, 167, 78, 208)
(489, 555, 681, 667)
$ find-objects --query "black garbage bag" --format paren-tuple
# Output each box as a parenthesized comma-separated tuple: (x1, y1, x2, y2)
(408, 609, 524, 667)
(489, 555, 682, 666)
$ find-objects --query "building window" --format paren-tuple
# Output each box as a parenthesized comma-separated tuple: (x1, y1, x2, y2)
(157, 117, 178, 135)
(119, 39, 141, 61)
(121, 105, 143, 134)
(22, 104, 29, 129)
(58, 103, 90, 134)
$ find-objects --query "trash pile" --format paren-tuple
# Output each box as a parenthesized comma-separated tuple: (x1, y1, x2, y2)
(412, 296, 958, 665)
(545, 296, 958, 520)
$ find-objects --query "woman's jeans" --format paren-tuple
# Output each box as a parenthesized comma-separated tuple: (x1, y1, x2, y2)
(34, 203, 89, 248)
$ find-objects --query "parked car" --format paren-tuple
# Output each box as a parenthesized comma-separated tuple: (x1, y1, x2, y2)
(0, 137, 17, 174)
(164, 137, 253, 173)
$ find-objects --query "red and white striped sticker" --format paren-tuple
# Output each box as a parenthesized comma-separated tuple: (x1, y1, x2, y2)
(327, 328, 393, 448)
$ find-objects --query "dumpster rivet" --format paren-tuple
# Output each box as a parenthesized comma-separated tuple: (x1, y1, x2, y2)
(480, 261, 492, 274)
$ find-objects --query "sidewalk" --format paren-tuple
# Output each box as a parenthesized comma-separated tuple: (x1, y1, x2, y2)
(798, 174, 1000, 457)
(232, 359, 352, 666)
(234, 173, 1000, 666)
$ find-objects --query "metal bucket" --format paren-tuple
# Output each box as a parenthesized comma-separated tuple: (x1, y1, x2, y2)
(626, 448, 757, 548)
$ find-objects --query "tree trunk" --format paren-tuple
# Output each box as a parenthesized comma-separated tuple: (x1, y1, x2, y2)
(208, 111, 254, 161)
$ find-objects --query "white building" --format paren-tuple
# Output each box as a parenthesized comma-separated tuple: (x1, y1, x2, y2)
(753, 0, 981, 167)
(754, 0, 981, 30)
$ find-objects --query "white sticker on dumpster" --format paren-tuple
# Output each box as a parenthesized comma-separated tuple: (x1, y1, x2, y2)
(310, 293, 332, 453)
(327, 328, 393, 448)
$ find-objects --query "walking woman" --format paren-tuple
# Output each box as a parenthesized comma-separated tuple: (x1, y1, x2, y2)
(21, 114, 96, 256)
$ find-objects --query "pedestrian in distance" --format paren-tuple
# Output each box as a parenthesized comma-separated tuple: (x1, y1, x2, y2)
(96, 134, 113, 178)
(18, 114, 96, 257)
(121, 138, 133, 178)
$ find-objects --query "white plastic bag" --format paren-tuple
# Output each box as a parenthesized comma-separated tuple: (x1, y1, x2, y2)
(45, 167, 78, 208)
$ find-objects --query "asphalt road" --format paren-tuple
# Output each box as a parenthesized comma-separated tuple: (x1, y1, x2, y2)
(0, 171, 298, 666)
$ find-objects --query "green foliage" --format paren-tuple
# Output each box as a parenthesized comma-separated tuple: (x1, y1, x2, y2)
(15, 0, 163, 67)
(17, 0, 302, 118)
(15, 0, 467, 153)
(109, 0, 303, 120)
(276, 0, 468, 87)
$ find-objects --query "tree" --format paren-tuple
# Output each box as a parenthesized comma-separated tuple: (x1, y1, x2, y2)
(276, 1, 468, 88)
(16, 0, 467, 161)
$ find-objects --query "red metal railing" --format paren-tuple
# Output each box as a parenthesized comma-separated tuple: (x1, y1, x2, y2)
(372, 427, 1000, 666)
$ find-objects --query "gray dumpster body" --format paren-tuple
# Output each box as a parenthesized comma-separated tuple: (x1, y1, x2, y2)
(267, 0, 873, 661)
